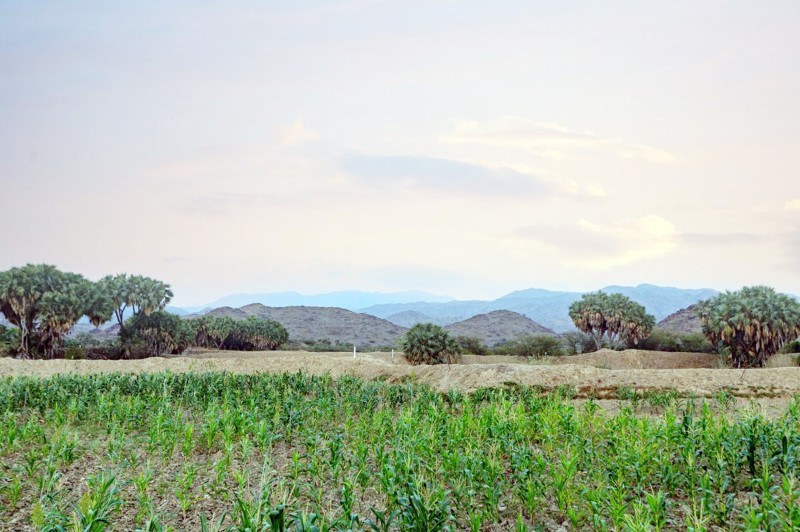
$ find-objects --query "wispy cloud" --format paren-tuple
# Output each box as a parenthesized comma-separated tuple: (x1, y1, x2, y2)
(340, 153, 553, 196)
(279, 118, 319, 147)
(441, 117, 677, 163)
(513, 215, 679, 269)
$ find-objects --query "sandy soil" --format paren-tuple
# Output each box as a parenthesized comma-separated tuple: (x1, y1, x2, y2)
(2, 349, 800, 400)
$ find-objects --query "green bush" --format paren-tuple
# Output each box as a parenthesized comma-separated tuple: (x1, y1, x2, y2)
(781, 339, 800, 354)
(64, 346, 86, 360)
(560, 331, 597, 355)
(493, 335, 564, 358)
(400, 323, 460, 365)
(638, 328, 715, 353)
(455, 336, 489, 356)
(680, 332, 715, 353)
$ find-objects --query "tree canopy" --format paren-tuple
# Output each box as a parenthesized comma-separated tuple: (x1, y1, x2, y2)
(696, 286, 800, 368)
(568, 291, 655, 349)
(0, 264, 115, 358)
(101, 274, 173, 334)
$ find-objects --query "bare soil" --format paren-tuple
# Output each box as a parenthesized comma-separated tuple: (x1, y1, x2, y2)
(2, 349, 800, 401)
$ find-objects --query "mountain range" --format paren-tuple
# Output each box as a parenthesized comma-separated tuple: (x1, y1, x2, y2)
(357, 284, 719, 332)
(189, 290, 453, 313)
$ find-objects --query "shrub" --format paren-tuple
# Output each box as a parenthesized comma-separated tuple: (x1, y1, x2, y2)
(64, 346, 85, 360)
(493, 335, 564, 358)
(781, 339, 800, 354)
(455, 336, 489, 356)
(400, 323, 460, 365)
(637, 329, 715, 353)
(561, 331, 597, 355)
(679, 332, 715, 353)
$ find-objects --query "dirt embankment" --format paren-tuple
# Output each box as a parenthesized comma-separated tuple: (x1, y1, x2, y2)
(2, 349, 800, 399)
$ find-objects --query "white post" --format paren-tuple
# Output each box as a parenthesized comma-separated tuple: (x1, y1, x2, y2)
(353, 345, 356, 359)
(391, 349, 394, 359)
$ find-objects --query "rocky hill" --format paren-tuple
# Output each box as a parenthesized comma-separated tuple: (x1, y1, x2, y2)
(445, 310, 557, 347)
(206, 304, 407, 347)
(657, 304, 702, 334)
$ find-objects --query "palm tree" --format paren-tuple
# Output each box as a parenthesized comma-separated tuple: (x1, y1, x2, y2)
(697, 286, 800, 368)
(569, 292, 655, 349)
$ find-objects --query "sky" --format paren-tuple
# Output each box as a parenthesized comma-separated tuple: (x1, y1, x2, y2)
(1, 1, 799, 306)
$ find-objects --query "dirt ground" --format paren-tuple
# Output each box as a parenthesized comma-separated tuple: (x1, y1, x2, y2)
(2, 349, 800, 403)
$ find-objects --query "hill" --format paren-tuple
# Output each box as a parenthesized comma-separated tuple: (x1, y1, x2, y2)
(445, 310, 557, 347)
(658, 304, 703, 334)
(206, 304, 407, 347)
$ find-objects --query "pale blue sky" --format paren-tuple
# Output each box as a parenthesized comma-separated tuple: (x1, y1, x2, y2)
(1, 1, 798, 305)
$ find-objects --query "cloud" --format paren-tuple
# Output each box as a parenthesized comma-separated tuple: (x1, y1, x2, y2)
(340, 153, 553, 196)
(279, 118, 319, 147)
(441, 117, 677, 163)
(785, 198, 800, 210)
(514, 215, 678, 269)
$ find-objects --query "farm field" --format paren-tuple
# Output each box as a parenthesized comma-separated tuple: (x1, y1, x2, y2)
(1, 353, 800, 530)
(2, 369, 800, 530)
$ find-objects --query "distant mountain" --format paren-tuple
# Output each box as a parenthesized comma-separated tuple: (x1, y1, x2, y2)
(600, 284, 717, 323)
(358, 300, 492, 327)
(445, 310, 557, 347)
(206, 304, 407, 347)
(165, 305, 192, 316)
(360, 284, 719, 332)
(386, 310, 432, 327)
(200, 290, 452, 312)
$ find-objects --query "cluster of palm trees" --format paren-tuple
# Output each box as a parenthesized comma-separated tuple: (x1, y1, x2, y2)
(188, 315, 288, 351)
(0, 264, 172, 358)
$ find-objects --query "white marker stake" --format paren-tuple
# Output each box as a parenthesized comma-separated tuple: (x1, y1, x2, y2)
(391, 349, 394, 359)
(353, 345, 356, 359)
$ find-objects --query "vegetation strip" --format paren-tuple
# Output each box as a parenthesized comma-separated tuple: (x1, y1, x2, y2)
(2, 371, 800, 530)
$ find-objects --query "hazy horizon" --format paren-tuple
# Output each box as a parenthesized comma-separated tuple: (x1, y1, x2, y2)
(2, 1, 798, 307)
